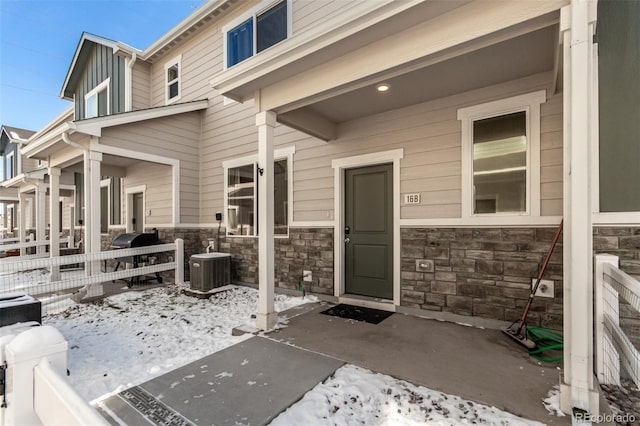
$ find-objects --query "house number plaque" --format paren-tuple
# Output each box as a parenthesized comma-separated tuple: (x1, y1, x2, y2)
(404, 193, 421, 204)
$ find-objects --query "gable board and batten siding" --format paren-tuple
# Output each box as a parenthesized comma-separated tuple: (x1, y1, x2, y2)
(73, 43, 126, 119)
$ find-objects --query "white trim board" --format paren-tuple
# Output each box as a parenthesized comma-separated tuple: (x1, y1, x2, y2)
(125, 185, 146, 233)
(222, 146, 295, 237)
(457, 90, 546, 221)
(400, 216, 562, 228)
(592, 212, 640, 226)
(93, 142, 180, 227)
(331, 148, 403, 306)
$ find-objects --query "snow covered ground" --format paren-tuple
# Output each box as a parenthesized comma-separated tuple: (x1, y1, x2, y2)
(270, 364, 543, 426)
(44, 285, 314, 402)
(40, 284, 560, 424)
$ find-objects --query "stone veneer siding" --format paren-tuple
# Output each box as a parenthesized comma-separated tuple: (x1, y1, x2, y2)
(91, 224, 639, 345)
(153, 227, 334, 295)
(593, 227, 640, 347)
(401, 227, 564, 330)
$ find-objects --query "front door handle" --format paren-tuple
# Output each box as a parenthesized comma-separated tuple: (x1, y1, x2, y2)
(344, 237, 351, 243)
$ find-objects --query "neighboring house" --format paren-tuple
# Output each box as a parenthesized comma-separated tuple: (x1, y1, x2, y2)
(16, 0, 639, 416)
(0, 125, 35, 233)
(0, 126, 38, 234)
(1, 116, 77, 247)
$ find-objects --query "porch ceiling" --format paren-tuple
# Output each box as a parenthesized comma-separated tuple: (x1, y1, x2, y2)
(63, 153, 147, 177)
(301, 25, 558, 124)
(212, 0, 565, 142)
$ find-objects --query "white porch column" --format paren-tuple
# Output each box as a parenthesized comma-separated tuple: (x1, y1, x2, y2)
(560, 0, 599, 418)
(88, 151, 102, 275)
(49, 167, 61, 282)
(35, 183, 46, 255)
(18, 192, 27, 255)
(255, 110, 277, 331)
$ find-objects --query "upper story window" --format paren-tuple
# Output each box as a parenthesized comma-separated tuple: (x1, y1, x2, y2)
(458, 90, 546, 218)
(165, 55, 182, 104)
(224, 0, 291, 68)
(85, 78, 110, 119)
(5, 152, 14, 180)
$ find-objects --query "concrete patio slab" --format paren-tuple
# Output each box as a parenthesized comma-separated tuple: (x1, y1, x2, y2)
(99, 336, 343, 425)
(270, 302, 570, 425)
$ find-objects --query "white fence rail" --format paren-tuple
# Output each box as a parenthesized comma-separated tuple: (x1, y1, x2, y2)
(0, 233, 33, 245)
(595, 254, 640, 388)
(0, 239, 184, 308)
(0, 237, 21, 244)
(1, 325, 108, 426)
(0, 236, 73, 252)
(34, 357, 109, 426)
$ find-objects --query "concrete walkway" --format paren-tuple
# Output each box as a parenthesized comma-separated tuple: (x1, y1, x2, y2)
(98, 301, 570, 425)
(272, 302, 570, 425)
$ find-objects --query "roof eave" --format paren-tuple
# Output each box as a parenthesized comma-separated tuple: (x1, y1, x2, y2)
(22, 124, 72, 159)
(141, 0, 234, 61)
(208, 0, 404, 99)
(60, 33, 141, 100)
(26, 107, 74, 145)
(73, 99, 209, 136)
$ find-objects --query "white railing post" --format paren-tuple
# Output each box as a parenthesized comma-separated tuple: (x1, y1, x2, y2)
(595, 253, 620, 385)
(4, 326, 68, 426)
(175, 238, 184, 285)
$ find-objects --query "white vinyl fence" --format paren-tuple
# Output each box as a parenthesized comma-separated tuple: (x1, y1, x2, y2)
(1, 324, 109, 426)
(0, 235, 74, 261)
(595, 254, 640, 388)
(0, 239, 184, 312)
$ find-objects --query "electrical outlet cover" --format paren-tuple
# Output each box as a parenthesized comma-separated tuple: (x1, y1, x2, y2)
(531, 278, 554, 298)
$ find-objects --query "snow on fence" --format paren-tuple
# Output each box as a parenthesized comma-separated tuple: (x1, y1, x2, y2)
(0, 239, 184, 312)
(595, 254, 640, 388)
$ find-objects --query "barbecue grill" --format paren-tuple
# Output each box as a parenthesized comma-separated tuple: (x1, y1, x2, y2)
(110, 229, 164, 287)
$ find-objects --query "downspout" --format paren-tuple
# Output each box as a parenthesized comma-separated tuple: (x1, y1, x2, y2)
(126, 53, 137, 112)
(62, 132, 90, 263)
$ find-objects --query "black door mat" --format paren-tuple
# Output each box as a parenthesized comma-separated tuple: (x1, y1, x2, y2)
(320, 304, 394, 324)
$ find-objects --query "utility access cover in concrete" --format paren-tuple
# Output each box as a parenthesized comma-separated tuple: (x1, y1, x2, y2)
(100, 336, 343, 425)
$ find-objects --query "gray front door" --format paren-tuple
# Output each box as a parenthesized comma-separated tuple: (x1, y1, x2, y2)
(132, 193, 143, 233)
(345, 163, 393, 299)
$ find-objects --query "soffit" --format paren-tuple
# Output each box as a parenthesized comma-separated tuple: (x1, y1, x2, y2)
(307, 25, 558, 123)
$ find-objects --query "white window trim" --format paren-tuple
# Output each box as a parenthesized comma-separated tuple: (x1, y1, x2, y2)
(5, 151, 15, 179)
(84, 78, 111, 119)
(164, 55, 182, 104)
(457, 90, 546, 221)
(100, 178, 111, 234)
(222, 146, 295, 237)
(222, 0, 293, 70)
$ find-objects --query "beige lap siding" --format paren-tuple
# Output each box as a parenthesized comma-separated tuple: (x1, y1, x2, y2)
(289, 72, 563, 222)
(122, 162, 173, 225)
(98, 111, 201, 225)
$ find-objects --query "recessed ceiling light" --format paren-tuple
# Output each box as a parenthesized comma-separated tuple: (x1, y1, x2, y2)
(376, 83, 390, 92)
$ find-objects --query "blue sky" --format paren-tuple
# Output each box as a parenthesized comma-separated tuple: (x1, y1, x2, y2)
(0, 0, 207, 133)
